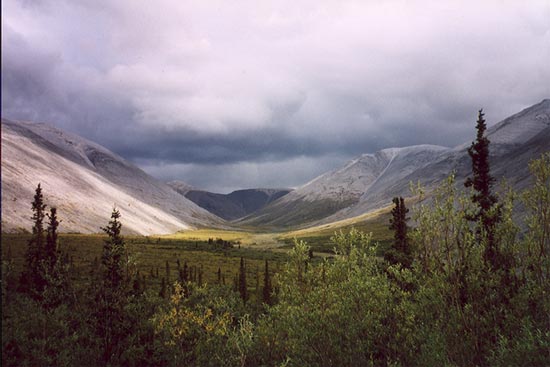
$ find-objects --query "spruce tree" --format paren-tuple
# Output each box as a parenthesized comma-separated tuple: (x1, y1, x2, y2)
(465, 109, 501, 268)
(45, 207, 59, 272)
(21, 183, 47, 295)
(42, 207, 70, 309)
(132, 270, 142, 295)
(386, 197, 412, 268)
(183, 262, 189, 282)
(165, 260, 171, 282)
(263, 260, 272, 305)
(238, 257, 247, 303)
(159, 277, 167, 299)
(97, 208, 127, 364)
(101, 208, 125, 291)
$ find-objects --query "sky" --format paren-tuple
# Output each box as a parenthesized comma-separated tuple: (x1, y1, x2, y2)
(2, 0, 550, 193)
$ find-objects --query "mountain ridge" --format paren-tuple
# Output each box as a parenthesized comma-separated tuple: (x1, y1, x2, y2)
(166, 181, 291, 221)
(1, 118, 224, 235)
(2, 99, 548, 233)
(239, 99, 550, 228)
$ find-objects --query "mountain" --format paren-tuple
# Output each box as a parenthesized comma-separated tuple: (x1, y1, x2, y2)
(1, 119, 224, 235)
(167, 182, 291, 221)
(239, 145, 449, 227)
(167, 180, 196, 196)
(241, 99, 550, 229)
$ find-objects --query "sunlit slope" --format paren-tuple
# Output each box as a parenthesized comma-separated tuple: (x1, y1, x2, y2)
(239, 145, 448, 228)
(280, 204, 392, 240)
(240, 99, 550, 229)
(1, 119, 224, 235)
(169, 185, 292, 221)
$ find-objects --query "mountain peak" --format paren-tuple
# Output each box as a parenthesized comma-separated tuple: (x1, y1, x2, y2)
(379, 144, 449, 158)
(2, 119, 223, 234)
(487, 98, 550, 145)
(167, 180, 196, 195)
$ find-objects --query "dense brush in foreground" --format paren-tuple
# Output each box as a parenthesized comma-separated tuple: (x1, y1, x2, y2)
(2, 153, 550, 366)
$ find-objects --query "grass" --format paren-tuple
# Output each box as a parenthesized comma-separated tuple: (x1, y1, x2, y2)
(239, 198, 359, 229)
(1, 233, 287, 293)
(165, 229, 256, 242)
(277, 205, 394, 254)
(1, 205, 395, 293)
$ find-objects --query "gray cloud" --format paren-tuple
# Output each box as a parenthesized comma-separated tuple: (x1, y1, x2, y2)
(2, 0, 550, 192)
(138, 154, 349, 194)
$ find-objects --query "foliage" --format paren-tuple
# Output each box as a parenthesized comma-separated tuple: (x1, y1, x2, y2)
(93, 208, 134, 364)
(3, 153, 550, 366)
(521, 152, 550, 284)
(465, 109, 502, 268)
(20, 183, 48, 296)
(386, 197, 412, 268)
(238, 257, 248, 303)
(262, 259, 272, 305)
(252, 232, 418, 366)
(151, 281, 248, 366)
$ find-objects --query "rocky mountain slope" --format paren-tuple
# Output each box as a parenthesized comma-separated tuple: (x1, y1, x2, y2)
(1, 119, 224, 235)
(167, 182, 291, 221)
(241, 99, 550, 228)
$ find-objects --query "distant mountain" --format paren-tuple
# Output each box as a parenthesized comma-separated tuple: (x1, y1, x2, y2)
(167, 180, 196, 196)
(3, 100, 547, 234)
(241, 99, 550, 228)
(1, 119, 224, 235)
(167, 183, 291, 221)
(239, 145, 449, 227)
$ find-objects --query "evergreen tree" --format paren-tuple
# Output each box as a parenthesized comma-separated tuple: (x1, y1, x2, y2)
(21, 183, 47, 295)
(45, 207, 59, 272)
(239, 257, 247, 303)
(42, 207, 70, 309)
(159, 277, 167, 299)
(101, 208, 125, 291)
(183, 262, 189, 282)
(97, 208, 128, 364)
(132, 270, 142, 295)
(465, 109, 501, 268)
(263, 260, 272, 305)
(165, 260, 171, 282)
(385, 197, 412, 268)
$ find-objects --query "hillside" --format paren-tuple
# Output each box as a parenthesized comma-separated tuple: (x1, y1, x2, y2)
(1, 119, 224, 235)
(167, 183, 291, 221)
(238, 145, 449, 228)
(240, 99, 550, 229)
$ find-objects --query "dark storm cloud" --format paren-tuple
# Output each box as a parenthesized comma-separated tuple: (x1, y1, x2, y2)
(110, 123, 388, 165)
(2, 0, 550, 191)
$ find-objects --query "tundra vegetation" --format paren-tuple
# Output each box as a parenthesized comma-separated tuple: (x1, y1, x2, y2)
(2, 116, 550, 366)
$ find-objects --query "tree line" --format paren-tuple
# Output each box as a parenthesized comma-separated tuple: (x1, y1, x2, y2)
(2, 110, 549, 366)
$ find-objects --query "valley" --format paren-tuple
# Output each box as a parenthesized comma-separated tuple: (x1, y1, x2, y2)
(3, 100, 549, 367)
(1, 100, 549, 367)
(3, 1, 550, 364)
(2, 99, 549, 241)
